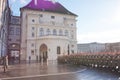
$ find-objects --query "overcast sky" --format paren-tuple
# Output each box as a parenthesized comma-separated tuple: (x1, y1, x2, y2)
(9, 0, 120, 44)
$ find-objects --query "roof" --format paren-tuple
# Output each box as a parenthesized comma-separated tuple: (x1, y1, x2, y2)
(21, 0, 77, 16)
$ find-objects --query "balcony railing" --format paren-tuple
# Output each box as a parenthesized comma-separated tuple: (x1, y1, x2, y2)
(27, 34, 71, 40)
(28, 20, 75, 28)
(39, 35, 69, 40)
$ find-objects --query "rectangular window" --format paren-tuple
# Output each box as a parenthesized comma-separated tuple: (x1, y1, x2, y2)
(9, 27, 14, 35)
(51, 16, 55, 19)
(32, 32, 35, 37)
(0, 31, 1, 39)
(57, 46, 61, 54)
(16, 28, 20, 35)
(32, 27, 34, 30)
(39, 28, 44, 36)
(31, 50, 34, 55)
(71, 50, 74, 54)
(32, 19, 35, 22)
(8, 39, 12, 41)
(31, 43, 34, 47)
(11, 18, 19, 24)
(71, 24, 73, 26)
(16, 39, 20, 41)
(63, 17, 66, 20)
(40, 14, 43, 17)
(39, 14, 43, 23)
(71, 35, 74, 39)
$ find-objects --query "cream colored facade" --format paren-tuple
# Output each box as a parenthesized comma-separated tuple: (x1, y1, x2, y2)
(77, 42, 105, 53)
(21, 5, 77, 61)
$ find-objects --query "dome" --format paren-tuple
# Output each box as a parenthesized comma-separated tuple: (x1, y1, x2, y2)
(21, 0, 77, 16)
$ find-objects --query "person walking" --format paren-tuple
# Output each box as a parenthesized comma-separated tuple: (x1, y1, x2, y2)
(5, 56, 8, 69)
(3, 56, 8, 73)
(29, 56, 31, 64)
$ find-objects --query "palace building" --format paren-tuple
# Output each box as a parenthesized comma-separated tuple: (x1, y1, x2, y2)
(20, 0, 77, 61)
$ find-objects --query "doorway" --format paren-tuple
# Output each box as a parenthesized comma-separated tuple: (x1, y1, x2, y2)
(39, 44, 48, 62)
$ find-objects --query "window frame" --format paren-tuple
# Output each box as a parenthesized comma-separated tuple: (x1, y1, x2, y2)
(53, 29, 57, 35)
(39, 28, 44, 36)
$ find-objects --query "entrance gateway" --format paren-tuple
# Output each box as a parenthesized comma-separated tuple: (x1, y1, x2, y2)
(39, 44, 48, 62)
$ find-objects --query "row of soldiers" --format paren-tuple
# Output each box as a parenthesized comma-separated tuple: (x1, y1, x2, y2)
(58, 53, 120, 73)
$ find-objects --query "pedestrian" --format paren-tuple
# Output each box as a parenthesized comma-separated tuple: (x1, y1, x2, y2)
(3, 56, 8, 73)
(5, 56, 8, 69)
(13, 55, 15, 64)
(39, 55, 41, 63)
(29, 56, 31, 64)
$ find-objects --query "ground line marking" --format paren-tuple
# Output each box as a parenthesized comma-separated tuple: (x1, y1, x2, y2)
(0, 69, 87, 80)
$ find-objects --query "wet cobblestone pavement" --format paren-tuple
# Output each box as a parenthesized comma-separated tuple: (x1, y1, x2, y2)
(0, 61, 119, 80)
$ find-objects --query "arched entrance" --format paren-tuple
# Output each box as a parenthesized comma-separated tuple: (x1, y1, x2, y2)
(39, 44, 48, 62)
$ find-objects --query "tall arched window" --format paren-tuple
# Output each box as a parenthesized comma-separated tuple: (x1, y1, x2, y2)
(53, 29, 57, 35)
(65, 30, 68, 36)
(32, 32, 35, 37)
(59, 29, 63, 36)
(57, 46, 61, 54)
(46, 29, 51, 35)
(71, 30, 74, 39)
(39, 28, 44, 36)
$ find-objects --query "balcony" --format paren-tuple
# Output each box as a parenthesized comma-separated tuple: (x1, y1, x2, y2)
(40, 35, 69, 40)
(38, 21, 75, 28)
(27, 35, 70, 40)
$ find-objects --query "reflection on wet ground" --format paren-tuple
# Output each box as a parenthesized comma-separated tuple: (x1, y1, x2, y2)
(0, 61, 119, 80)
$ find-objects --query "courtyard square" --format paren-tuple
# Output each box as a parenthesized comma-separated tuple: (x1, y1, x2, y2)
(0, 61, 119, 80)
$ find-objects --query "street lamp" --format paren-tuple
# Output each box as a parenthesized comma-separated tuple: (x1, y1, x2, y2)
(12, 44, 16, 48)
